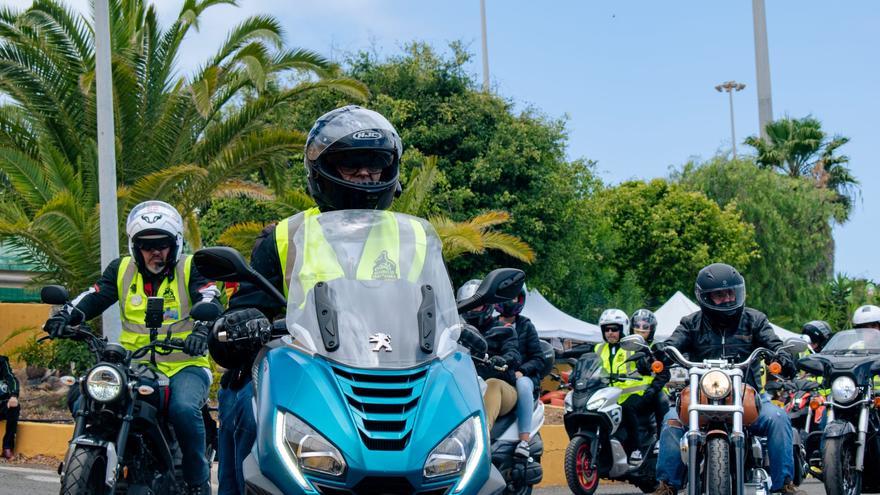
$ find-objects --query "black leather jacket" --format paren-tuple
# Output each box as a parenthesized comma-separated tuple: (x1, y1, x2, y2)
(656, 308, 794, 389)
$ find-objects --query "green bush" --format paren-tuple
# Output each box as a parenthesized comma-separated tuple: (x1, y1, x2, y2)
(50, 339, 94, 375)
(13, 336, 54, 368)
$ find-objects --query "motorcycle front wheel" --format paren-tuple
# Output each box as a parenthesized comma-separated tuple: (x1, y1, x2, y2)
(823, 436, 862, 495)
(704, 436, 731, 495)
(565, 436, 599, 495)
(59, 446, 110, 495)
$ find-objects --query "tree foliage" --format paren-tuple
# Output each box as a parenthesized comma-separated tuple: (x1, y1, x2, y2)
(583, 179, 758, 314)
(677, 158, 842, 327)
(744, 116, 858, 222)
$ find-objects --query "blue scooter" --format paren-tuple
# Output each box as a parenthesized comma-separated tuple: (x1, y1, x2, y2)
(194, 210, 525, 495)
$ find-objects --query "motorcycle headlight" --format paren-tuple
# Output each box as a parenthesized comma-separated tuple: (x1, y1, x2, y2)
(700, 370, 732, 400)
(831, 376, 858, 404)
(564, 391, 573, 413)
(586, 396, 606, 411)
(424, 415, 484, 493)
(279, 411, 346, 481)
(86, 365, 124, 402)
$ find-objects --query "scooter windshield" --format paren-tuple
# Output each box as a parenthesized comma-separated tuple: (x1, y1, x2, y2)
(822, 329, 880, 355)
(284, 210, 460, 369)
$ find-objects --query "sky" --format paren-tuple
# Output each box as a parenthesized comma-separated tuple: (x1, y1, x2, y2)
(9, 0, 878, 280)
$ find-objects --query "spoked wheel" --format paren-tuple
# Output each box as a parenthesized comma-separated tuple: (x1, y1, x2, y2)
(565, 436, 599, 495)
(823, 437, 862, 495)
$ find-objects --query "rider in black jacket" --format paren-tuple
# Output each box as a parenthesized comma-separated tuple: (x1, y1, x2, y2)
(651, 263, 803, 495)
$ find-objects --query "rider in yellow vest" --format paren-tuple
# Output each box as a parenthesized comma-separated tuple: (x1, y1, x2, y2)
(207, 106, 426, 495)
(42, 200, 222, 495)
(595, 308, 653, 464)
(851, 305, 880, 390)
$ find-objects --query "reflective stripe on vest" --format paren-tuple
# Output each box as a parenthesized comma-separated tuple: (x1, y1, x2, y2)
(594, 342, 652, 400)
(116, 256, 209, 376)
(276, 208, 428, 304)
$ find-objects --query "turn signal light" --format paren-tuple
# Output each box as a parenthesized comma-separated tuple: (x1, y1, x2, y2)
(137, 385, 155, 395)
(768, 362, 782, 374)
(59, 376, 76, 386)
(873, 397, 880, 408)
(810, 397, 823, 410)
(651, 360, 665, 374)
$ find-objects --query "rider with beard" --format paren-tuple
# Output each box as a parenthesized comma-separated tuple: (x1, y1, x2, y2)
(595, 308, 653, 464)
(651, 263, 804, 495)
(457, 280, 522, 433)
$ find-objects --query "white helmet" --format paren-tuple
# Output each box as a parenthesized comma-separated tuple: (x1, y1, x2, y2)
(852, 304, 880, 328)
(126, 200, 184, 270)
(599, 308, 630, 342)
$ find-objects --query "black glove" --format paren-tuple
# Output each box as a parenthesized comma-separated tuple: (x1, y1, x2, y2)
(642, 386, 659, 403)
(489, 355, 507, 370)
(43, 313, 71, 339)
(775, 351, 797, 379)
(458, 324, 488, 356)
(184, 324, 210, 356)
(215, 308, 271, 343)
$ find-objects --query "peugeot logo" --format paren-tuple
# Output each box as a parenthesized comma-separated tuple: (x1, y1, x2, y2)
(369, 333, 393, 352)
(352, 130, 382, 140)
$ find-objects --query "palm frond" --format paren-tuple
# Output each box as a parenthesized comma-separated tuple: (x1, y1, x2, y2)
(212, 179, 275, 201)
(217, 221, 267, 260)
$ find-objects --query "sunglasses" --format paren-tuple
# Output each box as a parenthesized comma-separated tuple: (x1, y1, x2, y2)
(323, 150, 393, 176)
(603, 327, 621, 333)
(633, 325, 651, 331)
(136, 240, 172, 251)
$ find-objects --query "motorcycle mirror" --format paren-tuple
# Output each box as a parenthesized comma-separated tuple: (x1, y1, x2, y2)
(41, 285, 69, 305)
(781, 337, 809, 354)
(193, 247, 286, 307)
(456, 268, 525, 314)
(619, 334, 648, 352)
(190, 301, 221, 322)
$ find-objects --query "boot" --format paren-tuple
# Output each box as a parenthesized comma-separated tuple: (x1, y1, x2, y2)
(2, 448, 13, 460)
(778, 480, 806, 495)
(652, 480, 677, 495)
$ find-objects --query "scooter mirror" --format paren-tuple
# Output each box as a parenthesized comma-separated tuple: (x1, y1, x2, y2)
(40, 285, 69, 305)
(190, 300, 221, 322)
(619, 334, 648, 352)
(781, 337, 809, 355)
(194, 247, 286, 307)
(456, 268, 525, 314)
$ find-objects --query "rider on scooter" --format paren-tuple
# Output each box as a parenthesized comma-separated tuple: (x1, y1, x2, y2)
(650, 263, 804, 495)
(630, 309, 671, 434)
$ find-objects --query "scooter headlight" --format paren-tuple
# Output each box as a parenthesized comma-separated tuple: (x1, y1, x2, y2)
(586, 396, 606, 411)
(831, 376, 858, 404)
(86, 365, 124, 402)
(700, 370, 732, 400)
(280, 411, 346, 479)
(424, 415, 484, 492)
(564, 391, 573, 413)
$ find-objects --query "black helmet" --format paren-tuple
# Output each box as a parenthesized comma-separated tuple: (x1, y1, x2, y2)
(495, 287, 526, 317)
(305, 105, 403, 211)
(457, 279, 494, 328)
(694, 263, 746, 330)
(801, 320, 832, 351)
(630, 309, 658, 342)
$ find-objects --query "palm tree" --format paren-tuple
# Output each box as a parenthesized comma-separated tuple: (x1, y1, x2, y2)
(216, 157, 536, 264)
(0, 0, 367, 291)
(744, 116, 858, 222)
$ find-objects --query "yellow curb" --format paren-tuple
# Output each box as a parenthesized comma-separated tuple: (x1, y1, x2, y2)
(2, 421, 72, 459)
(3, 422, 573, 486)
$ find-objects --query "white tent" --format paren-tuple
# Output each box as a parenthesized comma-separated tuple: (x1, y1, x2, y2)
(654, 291, 799, 341)
(521, 289, 601, 342)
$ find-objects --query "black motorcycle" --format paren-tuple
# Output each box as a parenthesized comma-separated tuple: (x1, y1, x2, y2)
(41, 285, 218, 495)
(798, 328, 880, 495)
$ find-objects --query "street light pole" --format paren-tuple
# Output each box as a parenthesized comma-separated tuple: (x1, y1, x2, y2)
(480, 0, 490, 92)
(752, 0, 774, 140)
(95, 0, 121, 341)
(715, 81, 746, 160)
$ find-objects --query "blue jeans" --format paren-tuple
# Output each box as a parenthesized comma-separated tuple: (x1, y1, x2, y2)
(655, 397, 794, 491)
(217, 380, 257, 495)
(168, 366, 212, 486)
(514, 376, 535, 435)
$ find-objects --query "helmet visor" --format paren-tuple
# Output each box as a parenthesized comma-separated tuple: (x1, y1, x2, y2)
(322, 149, 395, 180)
(306, 108, 401, 162)
(696, 284, 746, 311)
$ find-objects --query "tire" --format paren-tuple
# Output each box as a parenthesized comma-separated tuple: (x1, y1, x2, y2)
(565, 436, 599, 495)
(705, 436, 731, 495)
(823, 437, 862, 495)
(59, 447, 110, 495)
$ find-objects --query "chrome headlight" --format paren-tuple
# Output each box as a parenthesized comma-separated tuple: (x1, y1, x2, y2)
(700, 370, 732, 400)
(279, 411, 346, 480)
(831, 376, 858, 404)
(424, 415, 484, 492)
(86, 365, 124, 402)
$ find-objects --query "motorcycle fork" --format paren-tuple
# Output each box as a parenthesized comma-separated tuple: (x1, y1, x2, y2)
(589, 428, 600, 470)
(855, 395, 869, 471)
(731, 374, 744, 495)
(687, 374, 700, 495)
(107, 396, 138, 491)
